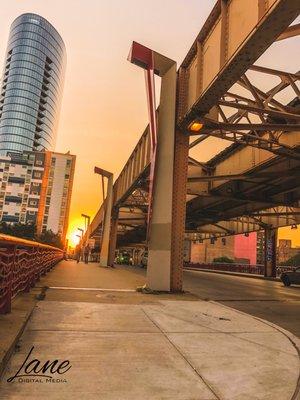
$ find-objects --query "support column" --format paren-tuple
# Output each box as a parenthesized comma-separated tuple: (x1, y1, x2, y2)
(99, 174, 113, 266)
(108, 209, 119, 266)
(147, 63, 177, 291)
(170, 129, 189, 291)
(128, 42, 184, 292)
(264, 227, 277, 277)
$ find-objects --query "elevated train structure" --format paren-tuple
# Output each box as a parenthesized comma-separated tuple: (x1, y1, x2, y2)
(82, 0, 300, 291)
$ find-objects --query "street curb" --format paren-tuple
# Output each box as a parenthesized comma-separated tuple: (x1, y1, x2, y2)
(0, 300, 37, 380)
(184, 267, 280, 281)
(211, 300, 300, 400)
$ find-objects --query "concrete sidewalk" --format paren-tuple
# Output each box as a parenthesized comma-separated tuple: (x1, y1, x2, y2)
(1, 299, 299, 399)
(0, 290, 38, 377)
(0, 261, 299, 399)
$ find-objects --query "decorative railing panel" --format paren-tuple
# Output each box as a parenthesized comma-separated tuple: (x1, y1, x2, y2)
(184, 262, 296, 277)
(0, 234, 63, 314)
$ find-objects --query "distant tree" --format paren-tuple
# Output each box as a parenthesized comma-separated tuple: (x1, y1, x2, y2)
(0, 222, 36, 240)
(280, 252, 300, 267)
(213, 256, 234, 264)
(38, 229, 64, 249)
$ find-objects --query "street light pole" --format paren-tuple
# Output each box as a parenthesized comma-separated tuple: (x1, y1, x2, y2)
(76, 234, 81, 245)
(75, 234, 82, 261)
(94, 167, 114, 267)
(81, 213, 91, 231)
(77, 228, 84, 245)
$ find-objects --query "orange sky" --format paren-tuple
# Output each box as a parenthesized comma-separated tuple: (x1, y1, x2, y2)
(0, 1, 299, 247)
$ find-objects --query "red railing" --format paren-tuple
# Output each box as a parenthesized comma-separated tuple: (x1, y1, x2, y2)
(184, 262, 296, 277)
(0, 234, 63, 314)
(184, 262, 265, 275)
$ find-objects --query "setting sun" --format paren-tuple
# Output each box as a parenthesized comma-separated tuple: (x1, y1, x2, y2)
(67, 218, 85, 248)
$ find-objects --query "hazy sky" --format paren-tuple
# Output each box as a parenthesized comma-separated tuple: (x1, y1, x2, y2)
(1, 1, 299, 246)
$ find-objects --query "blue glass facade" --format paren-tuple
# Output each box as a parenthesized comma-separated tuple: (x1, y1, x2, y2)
(0, 13, 66, 155)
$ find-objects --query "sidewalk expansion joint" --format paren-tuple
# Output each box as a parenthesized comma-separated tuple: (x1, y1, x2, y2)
(47, 286, 136, 292)
(26, 329, 163, 333)
(141, 307, 222, 400)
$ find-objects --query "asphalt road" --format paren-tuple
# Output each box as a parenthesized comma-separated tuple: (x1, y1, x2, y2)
(183, 270, 300, 337)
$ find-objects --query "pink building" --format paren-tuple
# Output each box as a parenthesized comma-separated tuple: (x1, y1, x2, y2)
(234, 232, 257, 264)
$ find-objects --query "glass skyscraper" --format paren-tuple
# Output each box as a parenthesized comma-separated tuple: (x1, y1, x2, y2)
(0, 13, 66, 155)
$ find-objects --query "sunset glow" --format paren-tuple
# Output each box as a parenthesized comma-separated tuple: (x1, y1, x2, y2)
(67, 217, 85, 248)
(0, 1, 299, 246)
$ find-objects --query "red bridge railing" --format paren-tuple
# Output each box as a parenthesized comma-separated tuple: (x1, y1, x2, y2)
(184, 262, 264, 275)
(184, 262, 296, 277)
(0, 234, 63, 314)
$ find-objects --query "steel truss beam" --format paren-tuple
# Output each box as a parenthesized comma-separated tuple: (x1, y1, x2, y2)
(186, 168, 300, 228)
(178, 0, 300, 130)
(277, 23, 300, 41)
(198, 122, 300, 133)
(190, 129, 300, 160)
(85, 0, 300, 253)
(113, 126, 151, 207)
(188, 64, 300, 160)
(185, 207, 300, 239)
(187, 168, 300, 182)
(186, 189, 292, 207)
(188, 156, 211, 171)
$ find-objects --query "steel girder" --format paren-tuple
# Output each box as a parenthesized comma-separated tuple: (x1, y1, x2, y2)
(85, 0, 300, 247)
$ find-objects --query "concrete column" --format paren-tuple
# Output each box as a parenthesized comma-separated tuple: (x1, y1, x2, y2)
(170, 129, 189, 291)
(264, 227, 277, 277)
(147, 63, 177, 291)
(108, 209, 119, 266)
(99, 175, 113, 266)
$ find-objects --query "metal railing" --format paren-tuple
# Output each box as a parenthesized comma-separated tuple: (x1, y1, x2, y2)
(184, 262, 296, 277)
(0, 234, 63, 314)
